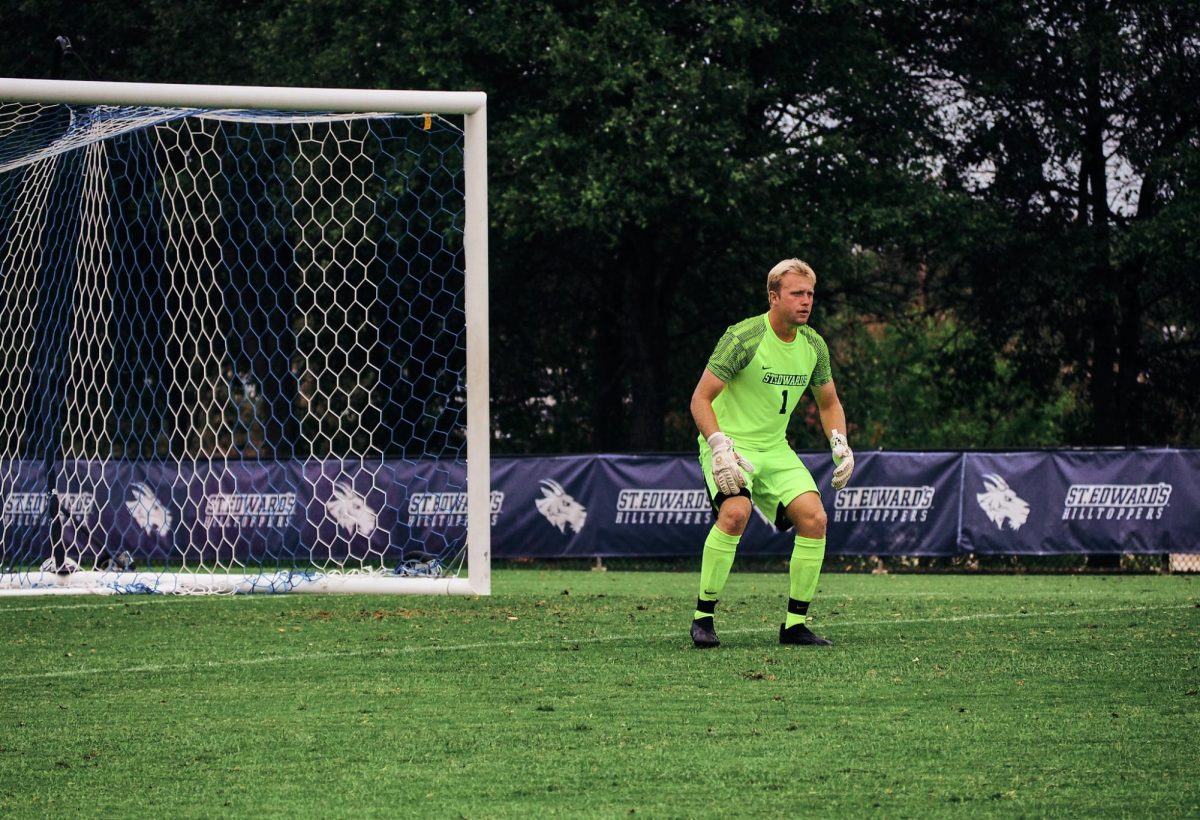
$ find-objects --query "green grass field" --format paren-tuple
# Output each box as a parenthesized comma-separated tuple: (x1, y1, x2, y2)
(1, 570, 1197, 818)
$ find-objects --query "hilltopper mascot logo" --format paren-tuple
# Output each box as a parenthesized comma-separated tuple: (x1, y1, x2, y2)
(976, 473, 1030, 531)
(125, 482, 173, 536)
(535, 479, 587, 534)
(326, 482, 378, 537)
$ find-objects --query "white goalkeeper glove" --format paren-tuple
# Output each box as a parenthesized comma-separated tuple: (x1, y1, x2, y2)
(707, 432, 754, 496)
(830, 429, 854, 490)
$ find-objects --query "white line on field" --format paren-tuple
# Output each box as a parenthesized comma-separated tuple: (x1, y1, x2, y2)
(0, 603, 1192, 684)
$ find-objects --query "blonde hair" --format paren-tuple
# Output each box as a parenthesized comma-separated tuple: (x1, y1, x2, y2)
(766, 258, 817, 296)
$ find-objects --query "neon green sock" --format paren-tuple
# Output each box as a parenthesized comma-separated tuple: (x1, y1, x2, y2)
(786, 534, 826, 628)
(694, 526, 740, 620)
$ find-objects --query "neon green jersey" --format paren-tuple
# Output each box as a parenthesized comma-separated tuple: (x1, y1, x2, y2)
(703, 313, 832, 449)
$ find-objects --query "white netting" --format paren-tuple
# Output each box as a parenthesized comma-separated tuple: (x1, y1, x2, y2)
(0, 96, 482, 594)
(0, 103, 192, 174)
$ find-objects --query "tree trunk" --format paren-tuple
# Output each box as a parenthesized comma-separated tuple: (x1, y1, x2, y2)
(590, 297, 627, 452)
(621, 227, 677, 451)
(625, 268, 667, 451)
(1081, 28, 1118, 444)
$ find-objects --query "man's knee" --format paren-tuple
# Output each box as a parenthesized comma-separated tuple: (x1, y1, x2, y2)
(804, 506, 828, 536)
(716, 496, 752, 535)
(789, 495, 827, 537)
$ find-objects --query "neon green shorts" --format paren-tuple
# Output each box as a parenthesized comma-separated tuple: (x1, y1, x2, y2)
(698, 438, 820, 530)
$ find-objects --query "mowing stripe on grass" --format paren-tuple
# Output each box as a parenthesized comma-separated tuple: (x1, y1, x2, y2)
(0, 586, 1176, 615)
(0, 602, 1190, 684)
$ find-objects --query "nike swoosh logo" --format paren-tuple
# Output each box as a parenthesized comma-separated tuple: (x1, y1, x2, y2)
(703, 590, 718, 596)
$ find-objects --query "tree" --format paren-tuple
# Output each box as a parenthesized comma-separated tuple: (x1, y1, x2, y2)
(907, 0, 1200, 445)
(5, 0, 1196, 452)
(242, 0, 951, 451)
(463, 1, 963, 452)
(1, 0, 266, 84)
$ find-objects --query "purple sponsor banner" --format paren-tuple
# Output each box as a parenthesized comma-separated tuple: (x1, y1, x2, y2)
(592, 454, 712, 557)
(53, 462, 275, 567)
(399, 459, 471, 557)
(0, 461, 50, 563)
(55, 460, 115, 564)
(491, 452, 826, 558)
(959, 450, 1192, 555)
(491, 456, 597, 558)
(960, 452, 1063, 555)
(1170, 450, 1200, 553)
(299, 460, 408, 564)
(3, 450, 1196, 567)
(54, 460, 309, 567)
(826, 451, 962, 557)
(184, 461, 302, 565)
(56, 461, 187, 566)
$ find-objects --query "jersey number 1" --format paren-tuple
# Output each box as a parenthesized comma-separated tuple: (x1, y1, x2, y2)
(779, 389, 789, 414)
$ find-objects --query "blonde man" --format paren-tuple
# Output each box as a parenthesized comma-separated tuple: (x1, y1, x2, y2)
(690, 258, 854, 648)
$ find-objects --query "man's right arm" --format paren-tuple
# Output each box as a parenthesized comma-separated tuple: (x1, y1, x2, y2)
(690, 368, 727, 439)
(692, 368, 755, 494)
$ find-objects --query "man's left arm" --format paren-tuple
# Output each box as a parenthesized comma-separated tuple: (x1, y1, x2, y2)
(812, 380, 854, 490)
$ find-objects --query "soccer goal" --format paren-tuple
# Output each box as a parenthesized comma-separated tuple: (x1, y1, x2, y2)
(0, 78, 489, 596)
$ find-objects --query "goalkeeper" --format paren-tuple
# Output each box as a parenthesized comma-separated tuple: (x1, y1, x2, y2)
(690, 258, 853, 648)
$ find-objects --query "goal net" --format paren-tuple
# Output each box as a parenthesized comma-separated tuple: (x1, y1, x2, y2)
(0, 79, 489, 596)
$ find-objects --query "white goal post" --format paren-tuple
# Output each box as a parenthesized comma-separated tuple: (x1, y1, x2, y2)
(0, 78, 489, 596)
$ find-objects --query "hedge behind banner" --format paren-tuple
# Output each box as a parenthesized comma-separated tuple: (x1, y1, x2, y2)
(1, 450, 1195, 565)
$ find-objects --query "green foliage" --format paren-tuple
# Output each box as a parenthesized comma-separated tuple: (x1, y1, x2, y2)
(1, 572, 1196, 816)
(1, 0, 1196, 450)
(905, 0, 1200, 446)
(831, 312, 1076, 449)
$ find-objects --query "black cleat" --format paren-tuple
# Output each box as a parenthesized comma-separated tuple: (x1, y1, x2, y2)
(779, 622, 833, 646)
(691, 616, 720, 648)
